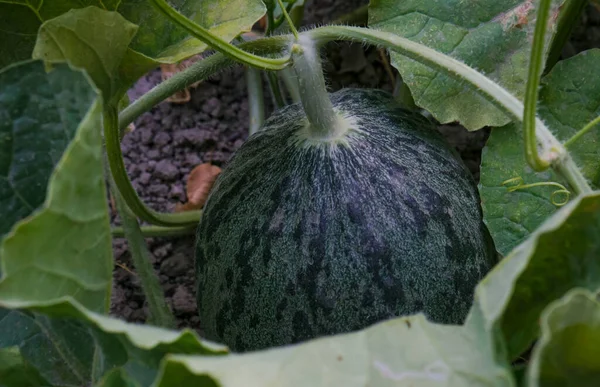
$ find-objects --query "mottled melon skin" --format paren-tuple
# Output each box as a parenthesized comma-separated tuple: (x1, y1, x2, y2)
(195, 88, 496, 352)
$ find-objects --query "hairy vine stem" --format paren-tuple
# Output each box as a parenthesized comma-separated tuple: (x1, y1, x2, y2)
(149, 0, 291, 70)
(292, 36, 345, 139)
(118, 35, 293, 132)
(111, 225, 196, 238)
(105, 106, 202, 227)
(108, 175, 176, 328)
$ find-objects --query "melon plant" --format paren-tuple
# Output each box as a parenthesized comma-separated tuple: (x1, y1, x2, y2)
(0, 0, 600, 385)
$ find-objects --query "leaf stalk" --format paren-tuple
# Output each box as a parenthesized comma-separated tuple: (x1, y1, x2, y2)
(118, 35, 293, 132)
(108, 174, 176, 328)
(149, 0, 291, 70)
(104, 106, 202, 227)
(111, 225, 196, 238)
(523, 0, 553, 172)
(564, 115, 600, 148)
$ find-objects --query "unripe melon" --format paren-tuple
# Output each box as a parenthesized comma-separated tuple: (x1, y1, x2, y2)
(195, 88, 496, 352)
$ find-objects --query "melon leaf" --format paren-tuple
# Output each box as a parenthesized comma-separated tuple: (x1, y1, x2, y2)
(467, 191, 600, 361)
(479, 49, 600, 255)
(0, 60, 112, 312)
(0, 60, 97, 249)
(0, 60, 227, 386)
(527, 288, 600, 386)
(155, 314, 514, 387)
(0, 0, 265, 70)
(368, 0, 563, 130)
(0, 1, 117, 69)
(32, 7, 151, 104)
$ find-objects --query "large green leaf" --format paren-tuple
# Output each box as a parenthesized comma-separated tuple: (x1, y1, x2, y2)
(118, 0, 266, 62)
(1, 0, 266, 69)
(527, 288, 600, 386)
(154, 314, 513, 387)
(0, 60, 97, 241)
(0, 299, 227, 386)
(0, 60, 226, 385)
(0, 60, 111, 385)
(0, 61, 112, 312)
(32, 7, 149, 103)
(0, 309, 98, 386)
(479, 49, 600, 255)
(0, 1, 115, 69)
(368, 0, 562, 130)
(467, 191, 600, 361)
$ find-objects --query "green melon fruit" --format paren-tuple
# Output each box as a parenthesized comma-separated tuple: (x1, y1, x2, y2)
(195, 88, 496, 352)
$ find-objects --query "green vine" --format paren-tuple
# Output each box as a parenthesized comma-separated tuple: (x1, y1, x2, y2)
(108, 174, 176, 328)
(118, 35, 293, 131)
(104, 106, 202, 227)
(502, 177, 571, 206)
(565, 115, 600, 148)
(292, 37, 343, 139)
(522, 0, 553, 172)
(111, 225, 196, 238)
(276, 0, 299, 39)
(149, 0, 291, 70)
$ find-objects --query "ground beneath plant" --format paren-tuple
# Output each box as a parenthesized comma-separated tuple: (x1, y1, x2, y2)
(110, 2, 600, 334)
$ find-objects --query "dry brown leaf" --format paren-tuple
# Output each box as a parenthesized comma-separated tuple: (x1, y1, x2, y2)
(176, 163, 222, 212)
(160, 55, 203, 104)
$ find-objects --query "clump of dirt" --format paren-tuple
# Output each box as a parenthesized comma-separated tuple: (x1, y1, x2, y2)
(110, 1, 600, 333)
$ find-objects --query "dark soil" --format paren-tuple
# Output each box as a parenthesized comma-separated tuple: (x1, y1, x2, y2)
(110, 2, 600, 333)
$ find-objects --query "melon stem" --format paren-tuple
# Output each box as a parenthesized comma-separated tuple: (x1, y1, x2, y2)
(292, 36, 345, 139)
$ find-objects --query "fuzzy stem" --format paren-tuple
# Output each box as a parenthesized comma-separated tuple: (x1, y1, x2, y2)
(150, 0, 289, 70)
(119, 53, 231, 133)
(149, 0, 290, 70)
(111, 225, 196, 238)
(307, 25, 592, 194)
(246, 67, 265, 135)
(104, 106, 202, 227)
(523, 0, 552, 172)
(108, 174, 176, 328)
(292, 36, 342, 139)
(555, 155, 593, 195)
